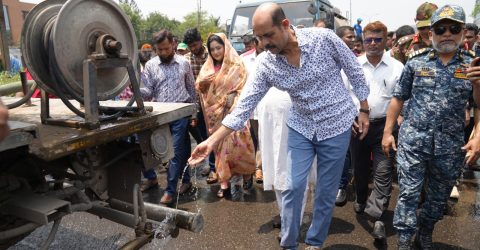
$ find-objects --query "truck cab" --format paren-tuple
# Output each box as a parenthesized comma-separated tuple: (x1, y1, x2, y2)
(228, 0, 349, 52)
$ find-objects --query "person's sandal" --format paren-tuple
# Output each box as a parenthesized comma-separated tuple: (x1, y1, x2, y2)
(217, 187, 229, 198)
(206, 171, 218, 184)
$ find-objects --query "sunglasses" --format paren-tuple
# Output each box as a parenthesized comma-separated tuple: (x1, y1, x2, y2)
(364, 37, 383, 44)
(432, 25, 463, 35)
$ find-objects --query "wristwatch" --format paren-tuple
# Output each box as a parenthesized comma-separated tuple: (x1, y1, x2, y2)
(359, 108, 370, 115)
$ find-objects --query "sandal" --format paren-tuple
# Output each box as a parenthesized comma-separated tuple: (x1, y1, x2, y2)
(206, 171, 218, 184)
(217, 187, 229, 198)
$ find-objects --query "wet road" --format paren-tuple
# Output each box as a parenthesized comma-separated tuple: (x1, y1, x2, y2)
(11, 166, 480, 250)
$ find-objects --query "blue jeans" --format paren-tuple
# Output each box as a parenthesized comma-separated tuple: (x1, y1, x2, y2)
(338, 147, 351, 190)
(143, 168, 157, 180)
(164, 118, 192, 195)
(281, 128, 350, 249)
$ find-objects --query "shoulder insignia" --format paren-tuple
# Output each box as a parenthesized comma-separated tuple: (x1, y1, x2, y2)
(407, 48, 432, 60)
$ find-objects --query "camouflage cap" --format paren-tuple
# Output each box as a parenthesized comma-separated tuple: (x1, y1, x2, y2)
(431, 5, 466, 27)
(415, 2, 438, 28)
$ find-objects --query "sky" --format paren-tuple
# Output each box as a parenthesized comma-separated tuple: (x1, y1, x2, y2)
(22, 0, 477, 31)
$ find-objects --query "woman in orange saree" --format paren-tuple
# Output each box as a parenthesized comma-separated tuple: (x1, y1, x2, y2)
(196, 33, 256, 198)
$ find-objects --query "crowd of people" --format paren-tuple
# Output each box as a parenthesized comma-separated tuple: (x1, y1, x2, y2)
(2, 1, 480, 250)
(184, 2, 480, 250)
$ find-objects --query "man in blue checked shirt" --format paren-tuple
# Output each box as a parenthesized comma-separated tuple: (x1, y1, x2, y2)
(141, 29, 197, 205)
(188, 3, 369, 249)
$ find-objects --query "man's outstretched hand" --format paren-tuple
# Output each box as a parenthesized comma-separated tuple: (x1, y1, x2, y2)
(188, 140, 214, 167)
(189, 125, 233, 166)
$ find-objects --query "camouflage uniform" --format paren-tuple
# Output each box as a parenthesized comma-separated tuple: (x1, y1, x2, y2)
(393, 34, 432, 64)
(392, 2, 438, 64)
(392, 48, 474, 241)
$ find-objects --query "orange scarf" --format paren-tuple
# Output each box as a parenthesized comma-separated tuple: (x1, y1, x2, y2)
(196, 33, 255, 181)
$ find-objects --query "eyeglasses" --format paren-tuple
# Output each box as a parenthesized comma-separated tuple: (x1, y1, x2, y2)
(432, 25, 463, 35)
(364, 37, 383, 44)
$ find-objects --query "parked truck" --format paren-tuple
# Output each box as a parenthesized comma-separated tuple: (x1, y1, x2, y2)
(228, 0, 349, 52)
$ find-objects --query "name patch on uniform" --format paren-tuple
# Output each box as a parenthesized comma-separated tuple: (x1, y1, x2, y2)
(414, 67, 435, 77)
(453, 68, 467, 79)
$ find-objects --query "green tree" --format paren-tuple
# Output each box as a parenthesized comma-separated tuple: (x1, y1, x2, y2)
(119, 1, 142, 45)
(473, 3, 480, 18)
(140, 12, 180, 45)
(178, 11, 223, 42)
(119, 0, 140, 13)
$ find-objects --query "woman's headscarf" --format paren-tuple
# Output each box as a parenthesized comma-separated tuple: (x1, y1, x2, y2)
(196, 33, 248, 134)
(195, 33, 255, 181)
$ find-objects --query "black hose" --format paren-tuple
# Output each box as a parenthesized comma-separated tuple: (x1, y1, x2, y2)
(6, 82, 38, 109)
(40, 218, 62, 250)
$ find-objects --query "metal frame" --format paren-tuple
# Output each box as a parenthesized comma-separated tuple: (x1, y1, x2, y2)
(40, 57, 146, 129)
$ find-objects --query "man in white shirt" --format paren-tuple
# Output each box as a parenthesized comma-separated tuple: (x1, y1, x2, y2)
(241, 36, 264, 185)
(350, 21, 404, 241)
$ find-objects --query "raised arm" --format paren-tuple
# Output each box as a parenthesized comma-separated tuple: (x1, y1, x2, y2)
(188, 60, 271, 166)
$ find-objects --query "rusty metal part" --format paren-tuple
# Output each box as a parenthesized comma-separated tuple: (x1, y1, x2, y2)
(21, 0, 138, 101)
(4, 98, 195, 161)
(109, 198, 204, 233)
(20, 72, 32, 106)
(20, 0, 66, 95)
(52, 0, 137, 100)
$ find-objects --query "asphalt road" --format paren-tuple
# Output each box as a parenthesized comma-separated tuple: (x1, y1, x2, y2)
(10, 166, 480, 250)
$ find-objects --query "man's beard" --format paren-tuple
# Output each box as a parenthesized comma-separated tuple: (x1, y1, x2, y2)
(432, 37, 463, 54)
(160, 52, 174, 63)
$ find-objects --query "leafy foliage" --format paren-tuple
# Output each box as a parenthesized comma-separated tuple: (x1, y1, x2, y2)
(140, 12, 180, 45)
(119, 2, 142, 42)
(473, 4, 480, 18)
(177, 11, 224, 42)
(118, 0, 223, 47)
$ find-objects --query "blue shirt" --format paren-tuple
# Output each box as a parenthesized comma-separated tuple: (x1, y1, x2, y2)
(353, 23, 362, 37)
(222, 27, 369, 141)
(141, 54, 197, 103)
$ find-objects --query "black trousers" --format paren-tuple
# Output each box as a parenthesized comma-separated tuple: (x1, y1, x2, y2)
(351, 118, 396, 220)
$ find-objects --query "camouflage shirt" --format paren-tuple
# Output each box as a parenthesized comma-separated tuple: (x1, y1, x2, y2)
(393, 48, 474, 155)
(393, 34, 432, 64)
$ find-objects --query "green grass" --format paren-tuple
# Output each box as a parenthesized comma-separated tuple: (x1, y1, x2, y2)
(0, 71, 21, 86)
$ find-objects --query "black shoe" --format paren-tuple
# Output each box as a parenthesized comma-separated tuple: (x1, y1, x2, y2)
(272, 215, 281, 229)
(354, 202, 366, 213)
(335, 189, 347, 207)
(414, 230, 433, 250)
(372, 221, 386, 240)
